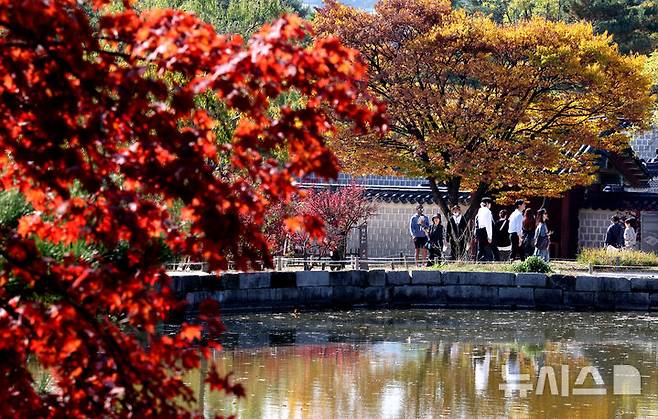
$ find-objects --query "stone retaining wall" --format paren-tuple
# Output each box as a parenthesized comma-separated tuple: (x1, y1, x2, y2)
(173, 270, 658, 313)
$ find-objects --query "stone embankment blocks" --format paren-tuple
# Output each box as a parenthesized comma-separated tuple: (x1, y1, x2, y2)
(392, 285, 429, 303)
(515, 273, 547, 288)
(296, 271, 330, 287)
(443, 285, 498, 306)
(387, 270, 411, 286)
(368, 270, 386, 287)
(239, 272, 270, 289)
(443, 271, 513, 286)
(499, 287, 534, 308)
(330, 270, 367, 287)
(174, 269, 658, 313)
(630, 277, 658, 292)
(411, 270, 441, 285)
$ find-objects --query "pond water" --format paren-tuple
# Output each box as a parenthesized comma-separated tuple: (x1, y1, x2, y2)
(185, 309, 658, 418)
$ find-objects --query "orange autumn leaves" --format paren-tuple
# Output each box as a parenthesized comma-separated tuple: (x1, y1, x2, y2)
(316, 0, 653, 208)
(0, 0, 383, 417)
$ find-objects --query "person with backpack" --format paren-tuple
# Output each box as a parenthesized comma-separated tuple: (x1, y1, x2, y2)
(533, 208, 551, 262)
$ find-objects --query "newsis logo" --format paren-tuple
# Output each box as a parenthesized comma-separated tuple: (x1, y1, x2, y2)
(499, 365, 642, 397)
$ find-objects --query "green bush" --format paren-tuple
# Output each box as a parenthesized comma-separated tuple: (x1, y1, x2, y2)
(577, 247, 658, 267)
(512, 256, 552, 273)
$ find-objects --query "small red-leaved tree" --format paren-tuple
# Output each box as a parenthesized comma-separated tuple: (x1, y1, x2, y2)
(0, 0, 383, 416)
(295, 185, 376, 257)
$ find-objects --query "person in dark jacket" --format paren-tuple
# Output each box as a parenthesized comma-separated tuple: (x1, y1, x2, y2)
(447, 205, 467, 260)
(427, 214, 444, 265)
(605, 215, 625, 249)
(521, 208, 536, 259)
(493, 209, 510, 261)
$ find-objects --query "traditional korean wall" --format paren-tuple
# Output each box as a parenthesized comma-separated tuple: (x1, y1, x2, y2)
(576, 208, 644, 250)
(346, 202, 447, 258)
(630, 129, 658, 161)
(577, 209, 616, 250)
(629, 129, 658, 193)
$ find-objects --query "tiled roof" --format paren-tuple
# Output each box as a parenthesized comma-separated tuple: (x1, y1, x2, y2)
(301, 173, 427, 188)
(583, 190, 658, 211)
(300, 177, 471, 204)
(300, 144, 654, 202)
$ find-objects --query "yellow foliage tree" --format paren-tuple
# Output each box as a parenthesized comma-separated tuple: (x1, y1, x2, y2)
(315, 0, 653, 238)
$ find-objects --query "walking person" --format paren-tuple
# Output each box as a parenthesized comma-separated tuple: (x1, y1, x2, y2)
(447, 205, 467, 260)
(475, 197, 494, 262)
(427, 214, 444, 266)
(494, 209, 511, 261)
(623, 218, 638, 250)
(409, 204, 430, 266)
(521, 208, 536, 259)
(533, 208, 551, 262)
(508, 199, 525, 260)
(605, 215, 625, 251)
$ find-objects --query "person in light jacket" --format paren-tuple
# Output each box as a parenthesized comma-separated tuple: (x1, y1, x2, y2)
(508, 199, 525, 260)
(409, 204, 430, 266)
(624, 218, 638, 250)
(475, 197, 494, 262)
(533, 208, 551, 262)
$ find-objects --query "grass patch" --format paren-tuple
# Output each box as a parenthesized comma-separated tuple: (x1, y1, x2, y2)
(577, 248, 658, 267)
(432, 262, 515, 272)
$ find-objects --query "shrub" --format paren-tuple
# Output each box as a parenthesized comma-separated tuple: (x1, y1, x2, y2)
(577, 247, 658, 266)
(512, 256, 552, 273)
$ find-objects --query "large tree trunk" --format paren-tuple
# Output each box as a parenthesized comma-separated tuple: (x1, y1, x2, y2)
(427, 176, 489, 260)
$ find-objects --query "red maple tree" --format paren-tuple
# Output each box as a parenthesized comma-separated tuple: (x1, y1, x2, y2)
(298, 185, 376, 257)
(264, 185, 376, 257)
(0, 0, 383, 416)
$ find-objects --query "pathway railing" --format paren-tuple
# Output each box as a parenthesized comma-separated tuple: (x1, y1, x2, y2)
(164, 257, 658, 274)
(165, 261, 209, 272)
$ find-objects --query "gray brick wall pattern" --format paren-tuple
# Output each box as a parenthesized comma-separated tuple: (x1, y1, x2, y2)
(346, 203, 448, 257)
(577, 209, 614, 249)
(630, 128, 658, 161)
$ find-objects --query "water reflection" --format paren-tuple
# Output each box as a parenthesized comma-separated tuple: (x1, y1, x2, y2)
(184, 310, 658, 418)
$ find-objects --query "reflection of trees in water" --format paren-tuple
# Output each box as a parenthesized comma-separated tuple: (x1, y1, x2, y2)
(181, 341, 658, 418)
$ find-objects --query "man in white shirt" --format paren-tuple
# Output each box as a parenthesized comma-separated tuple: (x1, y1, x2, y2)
(508, 199, 525, 260)
(475, 197, 494, 261)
